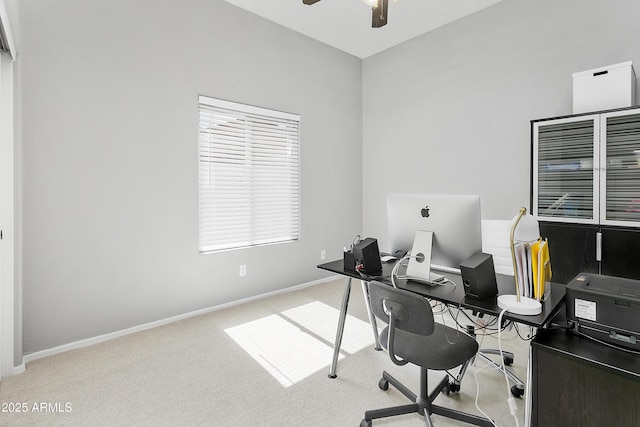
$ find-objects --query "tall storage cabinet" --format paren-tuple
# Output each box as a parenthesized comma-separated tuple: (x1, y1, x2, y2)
(532, 106, 640, 283)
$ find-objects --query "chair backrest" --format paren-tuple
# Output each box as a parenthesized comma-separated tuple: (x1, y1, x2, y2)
(481, 219, 514, 275)
(368, 281, 435, 337)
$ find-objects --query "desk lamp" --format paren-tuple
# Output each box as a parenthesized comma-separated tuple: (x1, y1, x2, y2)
(497, 207, 543, 315)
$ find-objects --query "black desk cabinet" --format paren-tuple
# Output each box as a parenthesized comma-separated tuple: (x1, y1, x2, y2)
(540, 222, 640, 284)
(531, 329, 640, 427)
(532, 108, 640, 284)
(538, 222, 599, 284)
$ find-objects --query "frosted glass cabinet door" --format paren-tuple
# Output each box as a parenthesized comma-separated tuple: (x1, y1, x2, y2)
(600, 110, 640, 226)
(533, 115, 600, 224)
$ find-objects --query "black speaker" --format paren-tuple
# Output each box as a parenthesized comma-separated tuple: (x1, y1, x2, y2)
(460, 252, 498, 300)
(352, 237, 382, 274)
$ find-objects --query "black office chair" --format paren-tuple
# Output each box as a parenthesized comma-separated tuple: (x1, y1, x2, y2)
(361, 281, 493, 427)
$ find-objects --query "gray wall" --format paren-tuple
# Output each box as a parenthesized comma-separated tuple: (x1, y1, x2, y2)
(20, 0, 362, 354)
(5, 0, 22, 368)
(362, 0, 640, 252)
(19, 0, 640, 355)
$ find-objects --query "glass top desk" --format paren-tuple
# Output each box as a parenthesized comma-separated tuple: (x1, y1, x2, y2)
(318, 258, 566, 427)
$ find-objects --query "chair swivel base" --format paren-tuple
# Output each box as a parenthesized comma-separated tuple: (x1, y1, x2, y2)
(361, 368, 493, 427)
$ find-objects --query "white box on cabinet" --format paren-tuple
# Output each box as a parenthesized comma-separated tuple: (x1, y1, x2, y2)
(572, 61, 636, 114)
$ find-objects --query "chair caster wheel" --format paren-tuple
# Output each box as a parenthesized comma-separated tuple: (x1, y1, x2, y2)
(448, 382, 460, 393)
(378, 378, 389, 391)
(442, 383, 450, 395)
(503, 356, 514, 366)
(511, 385, 524, 398)
(360, 419, 372, 427)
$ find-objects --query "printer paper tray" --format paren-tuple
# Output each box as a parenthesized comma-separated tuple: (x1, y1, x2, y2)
(575, 321, 640, 351)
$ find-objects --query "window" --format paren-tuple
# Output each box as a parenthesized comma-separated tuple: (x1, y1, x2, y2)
(198, 96, 300, 253)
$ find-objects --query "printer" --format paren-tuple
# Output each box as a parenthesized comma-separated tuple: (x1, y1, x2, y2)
(566, 272, 640, 351)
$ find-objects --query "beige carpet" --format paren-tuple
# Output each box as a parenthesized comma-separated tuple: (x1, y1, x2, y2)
(0, 278, 529, 426)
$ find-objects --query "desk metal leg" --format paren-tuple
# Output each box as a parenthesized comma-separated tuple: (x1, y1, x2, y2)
(360, 280, 381, 351)
(329, 277, 352, 378)
(524, 332, 534, 427)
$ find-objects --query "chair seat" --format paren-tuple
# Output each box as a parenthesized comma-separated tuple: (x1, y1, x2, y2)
(379, 323, 478, 371)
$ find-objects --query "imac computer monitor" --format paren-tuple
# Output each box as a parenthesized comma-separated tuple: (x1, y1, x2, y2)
(387, 194, 482, 274)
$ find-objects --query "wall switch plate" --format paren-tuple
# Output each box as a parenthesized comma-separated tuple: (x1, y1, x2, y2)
(320, 250, 326, 260)
(239, 264, 246, 276)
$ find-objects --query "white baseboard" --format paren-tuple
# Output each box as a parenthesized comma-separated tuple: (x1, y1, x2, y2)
(22, 275, 340, 365)
(12, 363, 25, 375)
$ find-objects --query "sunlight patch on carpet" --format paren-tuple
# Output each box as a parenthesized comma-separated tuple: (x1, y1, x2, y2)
(224, 301, 375, 387)
(282, 301, 374, 354)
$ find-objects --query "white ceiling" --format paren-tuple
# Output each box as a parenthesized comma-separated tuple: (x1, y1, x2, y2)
(223, 0, 504, 58)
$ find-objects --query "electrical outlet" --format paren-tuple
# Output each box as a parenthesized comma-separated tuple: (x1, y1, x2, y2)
(239, 264, 246, 277)
(320, 250, 326, 260)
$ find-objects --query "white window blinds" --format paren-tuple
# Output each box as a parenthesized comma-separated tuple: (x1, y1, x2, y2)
(198, 96, 300, 253)
(604, 113, 640, 222)
(536, 119, 596, 220)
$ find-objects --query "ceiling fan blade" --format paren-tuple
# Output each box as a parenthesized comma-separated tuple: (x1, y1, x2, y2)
(372, 0, 389, 28)
(302, 0, 322, 4)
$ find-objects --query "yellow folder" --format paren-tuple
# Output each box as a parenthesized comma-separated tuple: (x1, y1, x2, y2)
(531, 239, 552, 300)
(530, 239, 542, 299)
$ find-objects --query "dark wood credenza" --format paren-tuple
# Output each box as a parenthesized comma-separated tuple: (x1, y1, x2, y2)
(531, 328, 640, 427)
